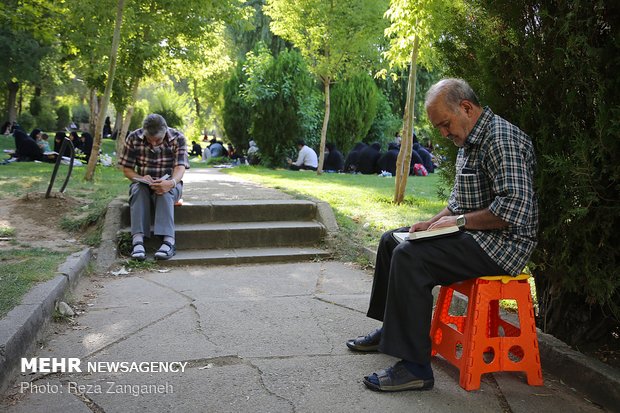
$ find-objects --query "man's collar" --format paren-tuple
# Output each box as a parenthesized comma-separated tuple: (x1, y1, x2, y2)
(465, 106, 493, 146)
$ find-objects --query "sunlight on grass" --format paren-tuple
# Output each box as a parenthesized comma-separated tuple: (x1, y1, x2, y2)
(225, 166, 445, 248)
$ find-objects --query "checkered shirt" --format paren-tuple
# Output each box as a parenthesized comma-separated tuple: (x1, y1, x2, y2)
(447, 107, 538, 275)
(118, 127, 189, 179)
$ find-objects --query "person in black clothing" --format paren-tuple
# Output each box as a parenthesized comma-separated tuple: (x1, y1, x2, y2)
(103, 116, 113, 138)
(54, 132, 72, 157)
(377, 142, 400, 176)
(357, 142, 382, 175)
(81, 132, 94, 163)
(344, 142, 367, 173)
(14, 129, 44, 162)
(413, 142, 434, 173)
(189, 141, 202, 157)
(324, 142, 344, 172)
(69, 131, 82, 151)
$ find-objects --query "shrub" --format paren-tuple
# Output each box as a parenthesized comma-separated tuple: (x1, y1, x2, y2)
(56, 105, 71, 131)
(435, 0, 620, 347)
(17, 112, 35, 132)
(223, 63, 252, 151)
(328, 72, 380, 153)
(241, 45, 316, 167)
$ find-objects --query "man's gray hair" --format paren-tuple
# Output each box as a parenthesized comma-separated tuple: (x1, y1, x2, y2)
(143, 114, 168, 138)
(425, 78, 480, 111)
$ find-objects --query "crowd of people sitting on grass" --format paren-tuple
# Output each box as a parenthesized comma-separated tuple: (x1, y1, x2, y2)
(3, 118, 439, 176)
(185, 131, 440, 176)
(2, 121, 95, 165)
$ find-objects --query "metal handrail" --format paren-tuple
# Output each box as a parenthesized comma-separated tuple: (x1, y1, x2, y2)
(45, 138, 75, 198)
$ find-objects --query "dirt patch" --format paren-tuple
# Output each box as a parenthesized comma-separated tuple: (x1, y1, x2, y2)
(0, 192, 87, 252)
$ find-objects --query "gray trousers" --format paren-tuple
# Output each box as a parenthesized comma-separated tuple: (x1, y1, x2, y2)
(367, 228, 506, 365)
(129, 182, 182, 238)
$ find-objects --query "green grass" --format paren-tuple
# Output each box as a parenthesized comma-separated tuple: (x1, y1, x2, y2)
(0, 136, 127, 316)
(224, 166, 445, 251)
(0, 248, 67, 318)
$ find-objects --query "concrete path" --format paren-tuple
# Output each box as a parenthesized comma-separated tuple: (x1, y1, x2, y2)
(0, 169, 605, 413)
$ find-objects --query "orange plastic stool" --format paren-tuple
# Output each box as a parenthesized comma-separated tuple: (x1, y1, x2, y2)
(430, 274, 543, 390)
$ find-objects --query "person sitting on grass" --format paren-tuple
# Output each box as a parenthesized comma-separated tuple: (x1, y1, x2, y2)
(189, 140, 202, 158)
(287, 139, 318, 171)
(323, 142, 344, 172)
(118, 114, 189, 261)
(14, 129, 44, 162)
(347, 78, 538, 393)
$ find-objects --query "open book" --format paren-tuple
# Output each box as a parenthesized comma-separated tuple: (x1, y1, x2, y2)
(393, 226, 460, 243)
(132, 174, 169, 185)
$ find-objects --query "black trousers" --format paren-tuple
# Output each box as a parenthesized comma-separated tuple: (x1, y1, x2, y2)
(367, 227, 506, 365)
(290, 164, 317, 171)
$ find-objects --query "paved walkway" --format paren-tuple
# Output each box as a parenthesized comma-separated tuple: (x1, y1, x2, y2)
(0, 169, 604, 413)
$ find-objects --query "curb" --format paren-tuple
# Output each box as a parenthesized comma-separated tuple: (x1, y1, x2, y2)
(96, 197, 125, 273)
(362, 247, 620, 411)
(0, 248, 91, 393)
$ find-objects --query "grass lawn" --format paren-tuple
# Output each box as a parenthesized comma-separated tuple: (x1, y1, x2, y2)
(0, 135, 126, 317)
(224, 166, 446, 252)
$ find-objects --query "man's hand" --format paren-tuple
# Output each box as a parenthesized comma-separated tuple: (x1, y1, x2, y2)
(150, 179, 175, 195)
(427, 216, 458, 231)
(409, 221, 431, 233)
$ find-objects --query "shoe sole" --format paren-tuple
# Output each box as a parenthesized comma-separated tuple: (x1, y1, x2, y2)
(363, 377, 434, 392)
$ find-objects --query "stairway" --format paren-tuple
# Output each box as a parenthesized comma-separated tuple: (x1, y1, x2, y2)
(119, 199, 331, 265)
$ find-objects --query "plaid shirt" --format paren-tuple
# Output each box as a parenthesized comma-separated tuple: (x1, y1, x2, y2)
(448, 107, 538, 275)
(118, 127, 189, 179)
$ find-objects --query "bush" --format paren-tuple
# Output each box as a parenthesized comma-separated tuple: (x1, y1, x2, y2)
(223, 63, 252, 151)
(365, 92, 401, 150)
(328, 72, 380, 153)
(17, 112, 35, 132)
(241, 45, 317, 167)
(56, 105, 71, 131)
(36, 108, 56, 131)
(435, 0, 620, 347)
(71, 104, 89, 124)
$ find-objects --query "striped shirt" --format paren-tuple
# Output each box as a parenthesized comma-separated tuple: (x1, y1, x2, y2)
(118, 127, 189, 179)
(448, 107, 538, 275)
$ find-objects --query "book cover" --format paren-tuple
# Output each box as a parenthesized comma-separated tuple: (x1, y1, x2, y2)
(393, 226, 460, 243)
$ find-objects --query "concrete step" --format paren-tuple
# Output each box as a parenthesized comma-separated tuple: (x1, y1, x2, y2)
(121, 220, 326, 250)
(120, 200, 318, 226)
(161, 246, 331, 266)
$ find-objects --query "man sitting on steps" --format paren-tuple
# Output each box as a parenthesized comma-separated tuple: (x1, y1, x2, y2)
(347, 78, 539, 392)
(118, 113, 189, 261)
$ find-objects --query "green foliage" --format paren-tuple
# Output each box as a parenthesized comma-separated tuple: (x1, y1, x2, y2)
(327, 72, 380, 153)
(148, 86, 191, 129)
(435, 0, 620, 345)
(56, 105, 71, 131)
(17, 112, 35, 132)
(72, 104, 89, 123)
(130, 106, 147, 132)
(241, 45, 317, 167)
(29, 96, 42, 117)
(365, 91, 401, 150)
(223, 63, 252, 150)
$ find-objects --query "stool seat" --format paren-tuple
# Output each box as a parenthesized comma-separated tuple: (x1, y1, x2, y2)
(430, 274, 543, 391)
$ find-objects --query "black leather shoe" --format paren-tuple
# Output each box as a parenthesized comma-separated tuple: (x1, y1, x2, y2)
(346, 327, 382, 352)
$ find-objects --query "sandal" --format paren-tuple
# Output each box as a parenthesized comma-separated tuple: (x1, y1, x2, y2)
(131, 241, 146, 261)
(346, 327, 382, 352)
(154, 240, 176, 260)
(363, 361, 434, 392)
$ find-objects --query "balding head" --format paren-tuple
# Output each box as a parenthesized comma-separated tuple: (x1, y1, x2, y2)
(425, 78, 480, 112)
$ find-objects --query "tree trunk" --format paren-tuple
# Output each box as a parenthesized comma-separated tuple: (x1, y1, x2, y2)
(7, 81, 19, 123)
(115, 77, 141, 162)
(193, 78, 201, 119)
(394, 36, 419, 204)
(317, 77, 331, 175)
(85, 0, 126, 181)
(89, 88, 99, 136)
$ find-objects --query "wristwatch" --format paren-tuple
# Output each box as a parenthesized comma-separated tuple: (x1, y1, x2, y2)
(456, 214, 467, 229)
